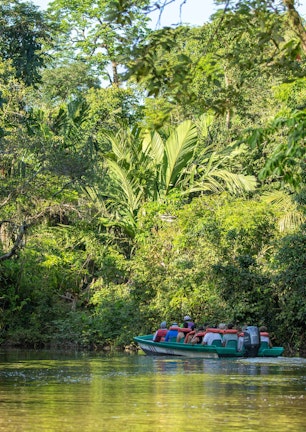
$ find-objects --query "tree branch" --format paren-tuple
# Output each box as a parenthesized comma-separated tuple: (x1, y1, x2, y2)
(283, 0, 306, 53)
(0, 221, 27, 261)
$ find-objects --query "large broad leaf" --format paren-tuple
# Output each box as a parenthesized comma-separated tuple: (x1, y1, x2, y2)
(161, 120, 198, 194)
(142, 130, 164, 164)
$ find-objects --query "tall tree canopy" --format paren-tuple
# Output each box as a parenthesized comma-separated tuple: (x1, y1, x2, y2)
(0, 0, 54, 85)
(47, 0, 151, 85)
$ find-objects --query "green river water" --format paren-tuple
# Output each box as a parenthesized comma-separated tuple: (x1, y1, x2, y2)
(0, 350, 305, 432)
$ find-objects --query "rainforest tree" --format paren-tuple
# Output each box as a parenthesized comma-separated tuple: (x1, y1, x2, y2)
(0, 0, 54, 85)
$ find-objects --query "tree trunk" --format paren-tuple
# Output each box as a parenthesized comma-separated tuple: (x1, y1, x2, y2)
(224, 71, 231, 129)
(112, 61, 120, 87)
(0, 221, 27, 261)
(283, 0, 306, 53)
(299, 331, 306, 358)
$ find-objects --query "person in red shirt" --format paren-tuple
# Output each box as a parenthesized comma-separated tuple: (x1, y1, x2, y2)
(153, 321, 168, 342)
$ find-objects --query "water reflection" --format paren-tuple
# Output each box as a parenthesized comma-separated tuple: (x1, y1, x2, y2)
(0, 350, 305, 432)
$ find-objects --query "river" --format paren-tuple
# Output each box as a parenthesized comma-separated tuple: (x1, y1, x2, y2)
(0, 350, 305, 432)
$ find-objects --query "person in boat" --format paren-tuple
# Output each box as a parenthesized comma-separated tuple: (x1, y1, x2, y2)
(153, 321, 168, 342)
(164, 322, 179, 342)
(184, 324, 196, 344)
(201, 325, 223, 346)
(222, 323, 238, 347)
(183, 315, 195, 329)
(177, 322, 189, 343)
(190, 326, 206, 345)
(259, 326, 273, 347)
(236, 326, 245, 351)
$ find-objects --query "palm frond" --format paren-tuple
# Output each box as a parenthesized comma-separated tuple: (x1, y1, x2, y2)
(162, 120, 198, 193)
(187, 170, 256, 195)
(142, 130, 164, 164)
(197, 112, 214, 137)
(82, 186, 108, 214)
(107, 159, 142, 212)
(186, 176, 226, 195)
(261, 191, 305, 231)
(212, 170, 257, 193)
(108, 132, 128, 161)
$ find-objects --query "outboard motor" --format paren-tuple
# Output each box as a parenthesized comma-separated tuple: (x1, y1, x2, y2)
(243, 326, 260, 357)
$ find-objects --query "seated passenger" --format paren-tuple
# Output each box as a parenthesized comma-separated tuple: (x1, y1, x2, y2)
(153, 321, 168, 342)
(183, 315, 195, 329)
(202, 327, 222, 346)
(184, 325, 196, 344)
(236, 327, 244, 351)
(222, 323, 238, 347)
(165, 323, 179, 342)
(177, 322, 189, 342)
(190, 326, 206, 345)
(259, 325, 273, 347)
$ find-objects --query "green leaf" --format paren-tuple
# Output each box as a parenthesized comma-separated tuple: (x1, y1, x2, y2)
(161, 120, 198, 194)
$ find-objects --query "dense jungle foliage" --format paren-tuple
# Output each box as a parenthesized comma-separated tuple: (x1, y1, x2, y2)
(0, 0, 305, 356)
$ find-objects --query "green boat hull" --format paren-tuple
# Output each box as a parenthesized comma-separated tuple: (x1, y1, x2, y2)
(134, 335, 284, 359)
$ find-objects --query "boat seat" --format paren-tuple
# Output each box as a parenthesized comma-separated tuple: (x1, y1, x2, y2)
(211, 339, 222, 347)
(225, 340, 238, 350)
(260, 341, 269, 350)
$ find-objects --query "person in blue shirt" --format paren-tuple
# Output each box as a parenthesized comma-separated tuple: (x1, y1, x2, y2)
(165, 323, 179, 342)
